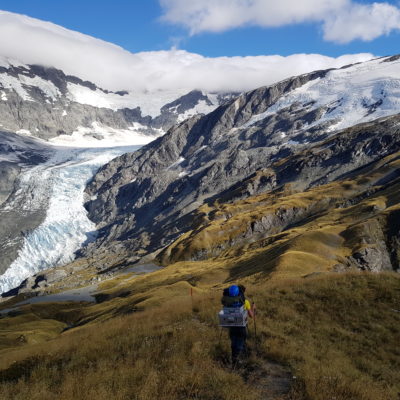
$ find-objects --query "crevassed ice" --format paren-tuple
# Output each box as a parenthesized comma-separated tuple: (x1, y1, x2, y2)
(242, 58, 400, 132)
(0, 145, 140, 294)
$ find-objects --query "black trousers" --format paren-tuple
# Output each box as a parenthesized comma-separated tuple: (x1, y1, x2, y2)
(229, 327, 247, 363)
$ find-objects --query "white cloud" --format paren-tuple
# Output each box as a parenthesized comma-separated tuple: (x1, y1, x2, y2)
(323, 2, 400, 43)
(160, 0, 400, 43)
(0, 10, 374, 93)
(160, 0, 346, 33)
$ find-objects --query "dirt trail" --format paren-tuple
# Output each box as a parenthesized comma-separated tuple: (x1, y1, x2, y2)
(216, 323, 294, 398)
(242, 358, 293, 399)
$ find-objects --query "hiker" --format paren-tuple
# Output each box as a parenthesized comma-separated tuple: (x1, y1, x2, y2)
(221, 284, 255, 365)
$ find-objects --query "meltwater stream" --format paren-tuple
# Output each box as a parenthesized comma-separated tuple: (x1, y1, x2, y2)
(0, 145, 140, 294)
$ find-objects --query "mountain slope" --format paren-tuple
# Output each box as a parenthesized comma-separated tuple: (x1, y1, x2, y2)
(0, 131, 55, 277)
(0, 271, 399, 400)
(0, 57, 232, 142)
(83, 55, 400, 264)
(0, 130, 52, 204)
(158, 135, 400, 273)
(1, 58, 400, 400)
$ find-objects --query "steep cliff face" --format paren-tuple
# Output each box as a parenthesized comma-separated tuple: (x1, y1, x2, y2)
(83, 56, 400, 265)
(83, 69, 336, 237)
(0, 131, 53, 205)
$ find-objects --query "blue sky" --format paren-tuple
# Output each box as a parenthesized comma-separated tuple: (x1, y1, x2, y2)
(0, 0, 399, 57)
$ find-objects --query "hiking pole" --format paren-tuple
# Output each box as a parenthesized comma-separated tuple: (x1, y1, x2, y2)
(253, 302, 258, 354)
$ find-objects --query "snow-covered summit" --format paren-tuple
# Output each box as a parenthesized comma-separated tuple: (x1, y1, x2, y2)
(0, 59, 232, 145)
(236, 55, 400, 144)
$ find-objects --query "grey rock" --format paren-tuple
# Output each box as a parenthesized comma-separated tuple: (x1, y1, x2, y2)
(0, 162, 20, 205)
(350, 246, 392, 272)
(344, 217, 398, 272)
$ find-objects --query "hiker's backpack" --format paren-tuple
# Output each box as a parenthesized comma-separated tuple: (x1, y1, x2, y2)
(218, 285, 248, 327)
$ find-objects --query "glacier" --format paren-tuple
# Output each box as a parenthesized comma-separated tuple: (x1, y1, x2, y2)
(0, 144, 141, 294)
(241, 57, 400, 134)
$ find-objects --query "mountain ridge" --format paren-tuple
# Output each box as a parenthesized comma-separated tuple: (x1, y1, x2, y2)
(0, 57, 233, 142)
(83, 55, 400, 268)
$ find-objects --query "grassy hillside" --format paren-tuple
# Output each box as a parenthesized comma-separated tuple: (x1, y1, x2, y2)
(0, 271, 399, 400)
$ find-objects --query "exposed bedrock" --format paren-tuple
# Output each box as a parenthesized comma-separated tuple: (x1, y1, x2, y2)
(84, 111, 400, 263)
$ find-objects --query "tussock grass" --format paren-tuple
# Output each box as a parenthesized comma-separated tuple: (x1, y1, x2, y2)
(1, 149, 400, 398)
(0, 273, 399, 399)
(160, 150, 400, 265)
(0, 297, 260, 400)
(250, 272, 400, 399)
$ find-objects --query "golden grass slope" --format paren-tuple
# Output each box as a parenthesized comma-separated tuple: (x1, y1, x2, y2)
(0, 273, 399, 400)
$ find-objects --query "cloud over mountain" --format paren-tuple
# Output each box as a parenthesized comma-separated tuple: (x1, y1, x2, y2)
(0, 10, 373, 93)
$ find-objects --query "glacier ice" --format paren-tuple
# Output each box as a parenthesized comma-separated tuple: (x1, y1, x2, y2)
(0, 145, 140, 294)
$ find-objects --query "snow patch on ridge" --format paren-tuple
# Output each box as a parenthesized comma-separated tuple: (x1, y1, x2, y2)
(0, 69, 61, 102)
(49, 122, 160, 147)
(168, 157, 185, 169)
(177, 97, 218, 122)
(0, 73, 31, 100)
(19, 74, 61, 100)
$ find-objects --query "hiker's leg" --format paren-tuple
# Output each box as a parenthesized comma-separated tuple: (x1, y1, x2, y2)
(236, 327, 247, 359)
(229, 327, 247, 365)
(229, 328, 241, 364)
